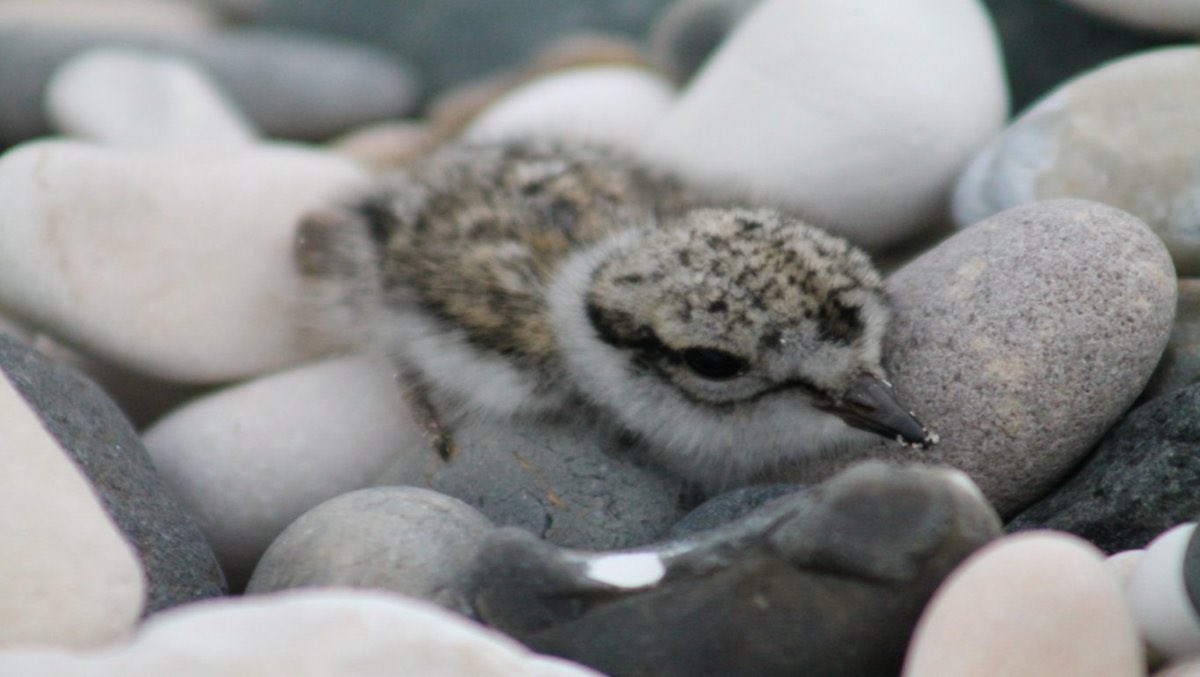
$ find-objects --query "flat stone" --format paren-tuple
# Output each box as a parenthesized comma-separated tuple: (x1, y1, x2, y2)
(247, 487, 494, 616)
(640, 0, 1008, 249)
(1007, 382, 1200, 550)
(469, 461, 1000, 677)
(0, 25, 418, 145)
(0, 590, 600, 676)
(46, 46, 258, 147)
(1141, 280, 1200, 404)
(954, 46, 1200, 275)
(0, 345, 145, 648)
(0, 139, 368, 382)
(143, 356, 428, 588)
(1, 334, 225, 614)
(1128, 524, 1200, 661)
(382, 408, 689, 553)
(461, 65, 675, 150)
(903, 531, 1144, 676)
(828, 199, 1175, 516)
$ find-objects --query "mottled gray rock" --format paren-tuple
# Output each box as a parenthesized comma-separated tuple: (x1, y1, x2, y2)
(247, 487, 494, 616)
(833, 199, 1176, 517)
(1007, 383, 1200, 552)
(667, 483, 801, 538)
(255, 0, 675, 102)
(384, 413, 688, 552)
(954, 46, 1200, 275)
(468, 462, 1001, 677)
(0, 25, 417, 145)
(0, 333, 225, 613)
(646, 0, 759, 82)
(1140, 279, 1200, 404)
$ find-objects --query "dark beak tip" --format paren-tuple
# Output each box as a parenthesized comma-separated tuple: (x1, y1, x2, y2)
(836, 374, 938, 449)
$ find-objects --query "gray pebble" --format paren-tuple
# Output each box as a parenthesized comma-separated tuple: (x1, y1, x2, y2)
(646, 0, 760, 83)
(247, 486, 493, 616)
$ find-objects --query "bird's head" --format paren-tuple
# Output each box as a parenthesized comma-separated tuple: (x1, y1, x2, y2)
(549, 207, 934, 487)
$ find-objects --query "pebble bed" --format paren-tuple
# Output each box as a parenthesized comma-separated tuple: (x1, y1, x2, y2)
(1, 0, 1200, 675)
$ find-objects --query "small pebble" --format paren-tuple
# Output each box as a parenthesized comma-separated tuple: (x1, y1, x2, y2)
(1128, 523, 1200, 662)
(903, 531, 1144, 677)
(248, 487, 494, 616)
(144, 356, 427, 587)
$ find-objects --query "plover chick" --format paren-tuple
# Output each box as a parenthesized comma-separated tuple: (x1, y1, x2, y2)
(295, 139, 934, 489)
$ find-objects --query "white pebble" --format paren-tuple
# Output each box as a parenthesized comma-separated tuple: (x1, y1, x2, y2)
(640, 0, 1007, 249)
(143, 356, 427, 585)
(1128, 523, 1200, 661)
(46, 47, 258, 148)
(903, 531, 1144, 677)
(0, 371, 145, 648)
(0, 590, 600, 676)
(463, 65, 676, 150)
(0, 140, 368, 383)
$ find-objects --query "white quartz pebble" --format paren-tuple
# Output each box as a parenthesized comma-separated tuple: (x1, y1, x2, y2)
(0, 590, 600, 676)
(462, 65, 676, 150)
(640, 0, 1008, 249)
(0, 371, 145, 648)
(0, 140, 369, 383)
(143, 356, 427, 585)
(46, 47, 258, 147)
(1060, 0, 1200, 33)
(903, 531, 1144, 677)
(1129, 524, 1200, 661)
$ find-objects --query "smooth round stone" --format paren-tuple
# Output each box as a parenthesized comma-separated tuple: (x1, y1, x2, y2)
(640, 0, 1008, 249)
(248, 487, 494, 616)
(0, 590, 600, 676)
(1129, 524, 1200, 661)
(831, 199, 1176, 516)
(46, 47, 258, 147)
(461, 65, 676, 150)
(1108, 550, 1147, 590)
(646, 0, 759, 83)
(1007, 382, 1200, 551)
(1060, 0, 1200, 33)
(471, 461, 1000, 677)
(0, 0, 216, 33)
(0, 139, 368, 383)
(1, 334, 225, 613)
(144, 356, 427, 588)
(954, 47, 1200, 276)
(1141, 280, 1200, 404)
(0, 358, 145, 648)
(0, 26, 418, 145)
(903, 531, 1144, 677)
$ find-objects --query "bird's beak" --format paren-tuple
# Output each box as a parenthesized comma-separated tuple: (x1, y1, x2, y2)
(819, 374, 937, 449)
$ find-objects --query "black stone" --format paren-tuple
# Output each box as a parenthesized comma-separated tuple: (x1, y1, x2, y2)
(467, 461, 1000, 677)
(0, 334, 226, 613)
(1007, 383, 1200, 552)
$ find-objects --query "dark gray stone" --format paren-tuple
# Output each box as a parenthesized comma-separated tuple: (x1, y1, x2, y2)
(468, 461, 1001, 677)
(0, 333, 226, 613)
(1008, 382, 1200, 552)
(1140, 280, 1200, 404)
(383, 412, 689, 552)
(255, 0, 676, 102)
(0, 25, 418, 146)
(667, 483, 801, 538)
(247, 486, 494, 616)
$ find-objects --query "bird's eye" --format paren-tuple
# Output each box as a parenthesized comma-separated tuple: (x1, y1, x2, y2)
(680, 347, 749, 380)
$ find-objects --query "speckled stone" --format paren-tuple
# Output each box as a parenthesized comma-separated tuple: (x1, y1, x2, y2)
(469, 461, 1000, 677)
(247, 487, 494, 616)
(1141, 279, 1200, 404)
(821, 199, 1176, 516)
(0, 333, 225, 614)
(382, 410, 688, 552)
(1007, 383, 1200, 552)
(954, 46, 1200, 276)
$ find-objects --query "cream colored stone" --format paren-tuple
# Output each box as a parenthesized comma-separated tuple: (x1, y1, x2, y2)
(0, 371, 145, 648)
(329, 120, 436, 169)
(1107, 549, 1147, 590)
(903, 531, 1144, 677)
(0, 590, 600, 676)
(0, 140, 369, 383)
